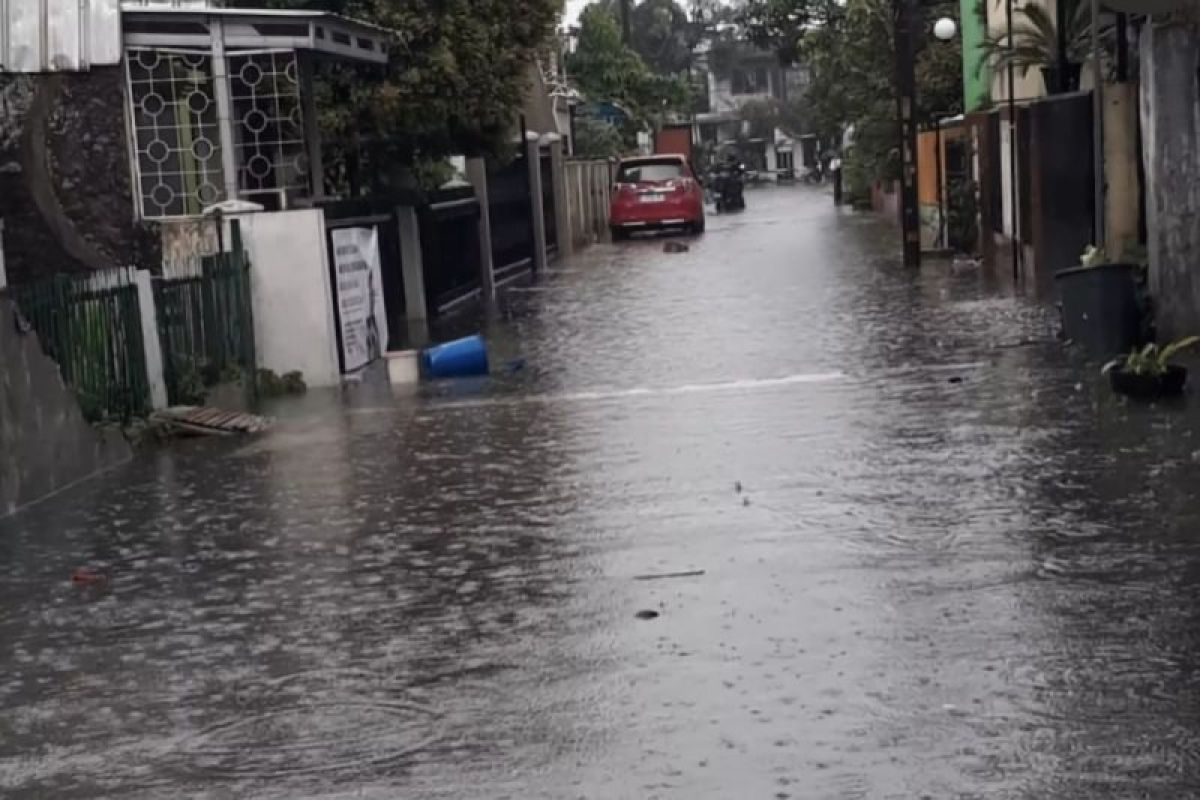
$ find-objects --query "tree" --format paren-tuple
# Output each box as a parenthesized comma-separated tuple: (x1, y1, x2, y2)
(740, 0, 845, 65)
(739, 0, 963, 184)
(228, 0, 563, 192)
(574, 115, 627, 158)
(568, 5, 691, 132)
(595, 0, 696, 74)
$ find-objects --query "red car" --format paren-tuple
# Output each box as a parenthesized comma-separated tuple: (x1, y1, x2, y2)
(609, 155, 706, 240)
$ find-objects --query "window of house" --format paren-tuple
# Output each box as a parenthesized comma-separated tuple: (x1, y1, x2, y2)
(227, 51, 308, 207)
(127, 48, 226, 218)
(126, 47, 309, 219)
(731, 66, 769, 96)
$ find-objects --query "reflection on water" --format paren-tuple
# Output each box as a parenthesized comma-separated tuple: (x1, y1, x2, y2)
(4, 188, 1200, 798)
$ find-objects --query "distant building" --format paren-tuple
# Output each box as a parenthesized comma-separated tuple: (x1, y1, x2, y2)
(689, 36, 809, 178)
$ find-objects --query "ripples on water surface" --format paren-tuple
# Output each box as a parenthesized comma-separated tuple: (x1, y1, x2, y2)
(4, 188, 1200, 798)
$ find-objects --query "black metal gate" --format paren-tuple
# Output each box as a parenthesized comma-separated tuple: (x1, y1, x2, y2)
(487, 152, 535, 279)
(1029, 93, 1095, 281)
(987, 111, 1003, 235)
(419, 188, 482, 315)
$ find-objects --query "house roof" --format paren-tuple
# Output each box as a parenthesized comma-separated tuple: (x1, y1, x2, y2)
(119, 3, 390, 64)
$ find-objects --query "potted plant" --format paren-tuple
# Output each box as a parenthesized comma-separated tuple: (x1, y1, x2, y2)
(977, 0, 1098, 94)
(1103, 337, 1200, 400)
(1055, 244, 1145, 359)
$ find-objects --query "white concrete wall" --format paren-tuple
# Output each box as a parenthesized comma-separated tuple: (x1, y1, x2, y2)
(232, 209, 341, 388)
(999, 120, 1018, 239)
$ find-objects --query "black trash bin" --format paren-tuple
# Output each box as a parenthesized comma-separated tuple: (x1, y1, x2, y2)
(1055, 263, 1143, 359)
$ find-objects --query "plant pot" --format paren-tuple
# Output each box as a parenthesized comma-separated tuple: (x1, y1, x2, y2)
(1041, 63, 1083, 94)
(1055, 263, 1143, 359)
(1108, 365, 1189, 400)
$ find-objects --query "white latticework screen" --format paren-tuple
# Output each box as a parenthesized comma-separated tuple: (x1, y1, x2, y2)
(126, 47, 226, 218)
(227, 51, 308, 203)
(126, 47, 309, 219)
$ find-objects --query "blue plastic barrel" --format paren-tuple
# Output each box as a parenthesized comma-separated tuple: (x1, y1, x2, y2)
(421, 334, 489, 379)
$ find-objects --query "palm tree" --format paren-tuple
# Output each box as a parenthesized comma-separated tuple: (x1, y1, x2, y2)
(977, 0, 1100, 87)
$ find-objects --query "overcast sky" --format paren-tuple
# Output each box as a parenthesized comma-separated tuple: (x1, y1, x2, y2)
(564, 0, 589, 25)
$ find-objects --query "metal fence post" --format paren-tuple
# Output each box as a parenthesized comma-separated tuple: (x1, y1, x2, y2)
(134, 269, 168, 409)
(396, 205, 430, 345)
(229, 220, 258, 405)
(551, 142, 569, 257)
(0, 218, 7, 291)
(526, 135, 549, 275)
(465, 157, 496, 303)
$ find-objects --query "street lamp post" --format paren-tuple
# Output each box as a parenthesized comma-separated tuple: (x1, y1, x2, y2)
(932, 18, 957, 251)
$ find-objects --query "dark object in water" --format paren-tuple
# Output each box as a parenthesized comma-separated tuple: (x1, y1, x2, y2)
(948, 376, 964, 384)
(1108, 365, 1188, 400)
(1055, 263, 1142, 359)
(71, 567, 107, 585)
(635, 609, 660, 620)
(664, 241, 690, 254)
(634, 570, 706, 581)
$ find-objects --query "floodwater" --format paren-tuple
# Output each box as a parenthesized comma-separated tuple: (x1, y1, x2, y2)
(5, 187, 1200, 799)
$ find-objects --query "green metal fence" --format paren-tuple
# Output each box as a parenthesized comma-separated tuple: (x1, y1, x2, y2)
(11, 268, 151, 423)
(154, 244, 256, 407)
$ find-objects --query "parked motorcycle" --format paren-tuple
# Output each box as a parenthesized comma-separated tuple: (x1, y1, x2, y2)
(708, 163, 746, 213)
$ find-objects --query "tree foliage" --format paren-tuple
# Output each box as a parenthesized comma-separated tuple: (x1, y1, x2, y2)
(594, 0, 697, 74)
(978, 0, 1099, 77)
(228, 0, 563, 192)
(574, 115, 627, 158)
(568, 5, 692, 129)
(739, 0, 963, 184)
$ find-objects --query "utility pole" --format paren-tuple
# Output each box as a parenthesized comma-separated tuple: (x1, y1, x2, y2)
(893, 0, 920, 268)
(1006, 0, 1020, 284)
(620, 0, 632, 44)
(1090, 0, 1104, 248)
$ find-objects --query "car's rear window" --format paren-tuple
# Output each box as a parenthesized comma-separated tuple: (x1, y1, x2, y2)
(618, 160, 686, 183)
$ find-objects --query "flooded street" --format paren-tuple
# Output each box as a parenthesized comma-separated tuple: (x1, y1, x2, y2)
(7, 186, 1200, 798)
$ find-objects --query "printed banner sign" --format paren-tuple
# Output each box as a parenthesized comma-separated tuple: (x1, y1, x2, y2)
(331, 226, 388, 373)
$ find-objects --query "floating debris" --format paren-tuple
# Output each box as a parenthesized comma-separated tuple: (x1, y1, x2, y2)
(633, 570, 706, 582)
(635, 609, 660, 620)
(71, 567, 107, 585)
(151, 406, 272, 437)
(663, 241, 690, 254)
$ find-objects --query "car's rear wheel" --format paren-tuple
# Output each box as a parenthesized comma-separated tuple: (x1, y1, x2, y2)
(610, 226, 629, 242)
(691, 217, 706, 235)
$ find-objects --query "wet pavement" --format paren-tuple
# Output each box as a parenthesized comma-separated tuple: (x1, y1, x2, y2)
(6, 186, 1200, 798)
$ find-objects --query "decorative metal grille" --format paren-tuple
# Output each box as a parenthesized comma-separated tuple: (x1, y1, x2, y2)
(227, 51, 308, 203)
(126, 47, 226, 219)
